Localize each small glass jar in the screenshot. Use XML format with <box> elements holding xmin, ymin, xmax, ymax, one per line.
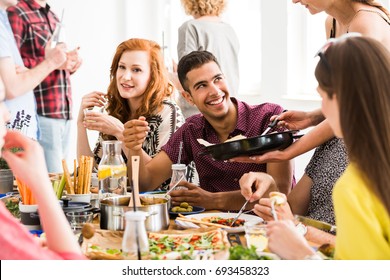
<box><xmin>98</xmin><ymin>140</ymin><xmax>127</xmax><ymax>198</ymax></box>
<box><xmin>169</xmin><ymin>164</ymin><xmax>187</xmax><ymax>190</ymax></box>
<box><xmin>122</xmin><ymin>211</ymin><xmax>149</xmax><ymax>258</ymax></box>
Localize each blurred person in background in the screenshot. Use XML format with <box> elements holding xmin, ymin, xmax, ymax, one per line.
<box><xmin>173</xmin><ymin>0</ymin><xmax>240</xmax><ymax>118</ymax></box>
<box><xmin>0</xmin><ymin>0</ymin><xmax>67</xmax><ymax>140</ymax></box>
<box><xmin>8</xmin><ymin>0</ymin><xmax>82</xmax><ymax>173</ymax></box>
<box><xmin>0</xmin><ymin>75</ymin><xmax>85</xmax><ymax>260</ymax></box>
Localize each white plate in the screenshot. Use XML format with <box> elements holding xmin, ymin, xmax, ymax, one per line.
<box><xmin>184</xmin><ymin>213</ymin><xmax>263</xmax><ymax>233</ymax></box>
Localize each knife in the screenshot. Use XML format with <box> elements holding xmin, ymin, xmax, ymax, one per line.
<box><xmin>230</xmin><ymin>199</ymin><xmax>250</xmax><ymax>227</ymax></box>
<box><xmin>295</xmin><ymin>215</ymin><xmax>337</xmax><ymax>233</ymax></box>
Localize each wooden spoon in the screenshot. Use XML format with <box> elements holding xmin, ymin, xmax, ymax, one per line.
<box><xmin>128</xmin><ymin>156</ymin><xmax>142</xmax><ymax>207</ymax></box>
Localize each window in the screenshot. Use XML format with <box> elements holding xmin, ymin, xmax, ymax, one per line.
<box><xmin>287</xmin><ymin>0</ymin><xmax>390</xmax><ymax>99</ymax></box>
<box><xmin>287</xmin><ymin>5</ymin><xmax>326</xmax><ymax>99</ymax></box>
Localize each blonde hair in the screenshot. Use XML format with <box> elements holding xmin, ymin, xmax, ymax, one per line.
<box><xmin>181</xmin><ymin>0</ymin><xmax>226</xmax><ymax>17</ymax></box>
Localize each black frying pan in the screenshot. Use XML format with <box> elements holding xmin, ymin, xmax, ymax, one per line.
<box><xmin>198</xmin><ymin>130</ymin><xmax>302</xmax><ymax>161</ymax></box>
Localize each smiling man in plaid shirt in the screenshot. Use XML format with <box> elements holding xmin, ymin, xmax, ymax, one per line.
<box><xmin>7</xmin><ymin>0</ymin><xmax>82</xmax><ymax>172</ymax></box>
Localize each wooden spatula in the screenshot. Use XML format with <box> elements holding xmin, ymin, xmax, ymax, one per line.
<box><xmin>128</xmin><ymin>156</ymin><xmax>142</xmax><ymax>207</ymax></box>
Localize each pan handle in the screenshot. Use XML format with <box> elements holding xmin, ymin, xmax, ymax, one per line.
<box><xmin>292</xmin><ymin>134</ymin><xmax>304</xmax><ymax>139</ymax></box>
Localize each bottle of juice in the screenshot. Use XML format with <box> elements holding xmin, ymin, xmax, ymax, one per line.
<box><xmin>98</xmin><ymin>141</ymin><xmax>127</xmax><ymax>198</ymax></box>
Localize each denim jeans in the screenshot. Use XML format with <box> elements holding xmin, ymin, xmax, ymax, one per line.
<box><xmin>37</xmin><ymin>116</ymin><xmax>71</xmax><ymax>173</ymax></box>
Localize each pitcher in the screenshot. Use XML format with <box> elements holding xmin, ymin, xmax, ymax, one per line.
<box><xmin>98</xmin><ymin>140</ymin><xmax>127</xmax><ymax>198</ymax></box>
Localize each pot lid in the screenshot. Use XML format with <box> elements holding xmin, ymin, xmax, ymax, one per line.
<box><xmin>60</xmin><ymin>198</ymin><xmax>92</xmax><ymax>212</ymax></box>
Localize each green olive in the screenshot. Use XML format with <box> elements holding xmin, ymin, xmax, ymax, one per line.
<box><xmin>180</xmin><ymin>202</ymin><xmax>189</xmax><ymax>208</ymax></box>
<box><xmin>171</xmin><ymin>206</ymin><xmax>180</xmax><ymax>212</ymax></box>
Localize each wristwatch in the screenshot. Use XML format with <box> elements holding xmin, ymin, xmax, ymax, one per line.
<box><xmin>295</xmin><ymin>222</ymin><xmax>308</xmax><ymax>236</ymax></box>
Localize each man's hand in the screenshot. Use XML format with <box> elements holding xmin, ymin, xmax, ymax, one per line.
<box><xmin>123</xmin><ymin>117</ymin><xmax>150</xmax><ymax>151</ymax></box>
<box><xmin>169</xmin><ymin>181</ymin><xmax>216</xmax><ymax>210</ymax></box>
<box><xmin>65</xmin><ymin>47</ymin><xmax>82</xmax><ymax>73</ymax></box>
<box><xmin>44</xmin><ymin>40</ymin><xmax>67</xmax><ymax>69</ymax></box>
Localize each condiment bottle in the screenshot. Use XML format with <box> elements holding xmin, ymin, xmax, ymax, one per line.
<box><xmin>98</xmin><ymin>140</ymin><xmax>127</xmax><ymax>198</ymax></box>
<box><xmin>122</xmin><ymin>211</ymin><xmax>149</xmax><ymax>257</ymax></box>
<box><xmin>169</xmin><ymin>164</ymin><xmax>187</xmax><ymax>190</ymax></box>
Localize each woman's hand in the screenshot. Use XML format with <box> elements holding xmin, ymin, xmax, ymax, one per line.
<box><xmin>78</xmin><ymin>91</ymin><xmax>107</xmax><ymax>123</ymax></box>
<box><xmin>239</xmin><ymin>172</ymin><xmax>275</xmax><ymax>201</ymax></box>
<box><xmin>266</xmin><ymin>220</ymin><xmax>315</xmax><ymax>259</ymax></box>
<box><xmin>83</xmin><ymin>112</ymin><xmax>124</xmax><ymax>139</ymax></box>
<box><xmin>271</xmin><ymin>110</ymin><xmax>324</xmax><ymax>130</ymax></box>
<box><xmin>254</xmin><ymin>193</ymin><xmax>294</xmax><ymax>222</ymax></box>
<box><xmin>123</xmin><ymin>117</ymin><xmax>150</xmax><ymax>152</ymax></box>
<box><xmin>229</xmin><ymin>149</ymin><xmax>291</xmax><ymax>164</ymax></box>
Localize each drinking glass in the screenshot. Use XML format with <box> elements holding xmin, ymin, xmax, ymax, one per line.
<box><xmin>245</xmin><ymin>223</ymin><xmax>268</xmax><ymax>251</ymax></box>
<box><xmin>66</xmin><ymin>211</ymin><xmax>93</xmax><ymax>234</ymax></box>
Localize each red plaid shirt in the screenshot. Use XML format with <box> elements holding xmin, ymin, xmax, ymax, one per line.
<box><xmin>7</xmin><ymin>0</ymin><xmax>72</xmax><ymax>119</ymax></box>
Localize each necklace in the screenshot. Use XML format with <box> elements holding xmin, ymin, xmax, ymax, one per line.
<box><xmin>347</xmin><ymin>9</ymin><xmax>390</xmax><ymax>32</ymax></box>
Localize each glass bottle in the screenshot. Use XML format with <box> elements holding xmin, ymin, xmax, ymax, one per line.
<box><xmin>122</xmin><ymin>211</ymin><xmax>149</xmax><ymax>258</ymax></box>
<box><xmin>169</xmin><ymin>164</ymin><xmax>187</xmax><ymax>190</ymax></box>
<box><xmin>51</xmin><ymin>23</ymin><xmax>66</xmax><ymax>48</ymax></box>
<box><xmin>98</xmin><ymin>140</ymin><xmax>127</xmax><ymax>198</ymax></box>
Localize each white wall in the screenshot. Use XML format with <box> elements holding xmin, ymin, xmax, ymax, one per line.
<box><xmin>49</xmin><ymin>0</ymin><xmax>320</xmax><ymax>179</ymax></box>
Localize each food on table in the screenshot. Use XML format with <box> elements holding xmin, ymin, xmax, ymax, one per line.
<box><xmin>197</xmin><ymin>134</ymin><xmax>246</xmax><ymax>147</ymax></box>
<box><xmin>140</xmin><ymin>196</ymin><xmax>167</xmax><ymax>206</ymax></box>
<box><xmin>85</xmin><ymin>244</ymin><xmax>125</xmax><ymax>260</ymax></box>
<box><xmin>97</xmin><ymin>165</ymin><xmax>127</xmax><ymax>180</ymax></box>
<box><xmin>201</xmin><ymin>216</ymin><xmax>245</xmax><ymax>227</ymax></box>
<box><xmin>229</xmin><ymin>245</ymin><xmax>274</xmax><ymax>260</ymax></box>
<box><xmin>171</xmin><ymin>202</ymin><xmax>193</xmax><ymax>212</ymax></box>
<box><xmin>82</xmin><ymin>223</ymin><xmax>96</xmax><ymax>239</ymax></box>
<box><xmin>269</xmin><ymin>192</ymin><xmax>286</xmax><ymax>205</ymax></box>
<box><xmin>82</xmin><ymin>228</ymin><xmax>229</xmax><ymax>260</ymax></box>
<box><xmin>224</xmin><ymin>134</ymin><xmax>246</xmax><ymax>142</ymax></box>
<box><xmin>51</xmin><ymin>174</ymin><xmax>66</xmax><ymax>199</ymax></box>
<box><xmin>5</xmin><ymin>196</ymin><xmax>20</xmax><ymax>218</ymax></box>
<box><xmin>148</xmin><ymin>228</ymin><xmax>228</xmax><ymax>257</ymax></box>
<box><xmin>16</xmin><ymin>178</ymin><xmax>37</xmax><ymax>205</ymax></box>
<box><xmin>90</xmin><ymin>186</ymin><xmax>99</xmax><ymax>194</ymax></box>
<box><xmin>318</xmin><ymin>243</ymin><xmax>335</xmax><ymax>259</ymax></box>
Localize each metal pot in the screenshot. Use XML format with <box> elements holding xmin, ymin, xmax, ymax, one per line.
<box><xmin>0</xmin><ymin>169</ymin><xmax>14</xmax><ymax>194</ymax></box>
<box><xmin>199</xmin><ymin>130</ymin><xmax>302</xmax><ymax>161</ymax></box>
<box><xmin>99</xmin><ymin>195</ymin><xmax>169</xmax><ymax>232</ymax></box>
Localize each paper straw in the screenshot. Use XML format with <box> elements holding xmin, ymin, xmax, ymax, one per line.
<box><xmin>177</xmin><ymin>141</ymin><xmax>183</xmax><ymax>164</ymax></box>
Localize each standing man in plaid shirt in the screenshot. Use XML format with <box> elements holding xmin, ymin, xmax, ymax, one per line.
<box><xmin>7</xmin><ymin>0</ymin><xmax>82</xmax><ymax>173</ymax></box>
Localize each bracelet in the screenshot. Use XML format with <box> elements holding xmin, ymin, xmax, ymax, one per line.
<box><xmin>295</xmin><ymin>222</ymin><xmax>308</xmax><ymax>236</ymax></box>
